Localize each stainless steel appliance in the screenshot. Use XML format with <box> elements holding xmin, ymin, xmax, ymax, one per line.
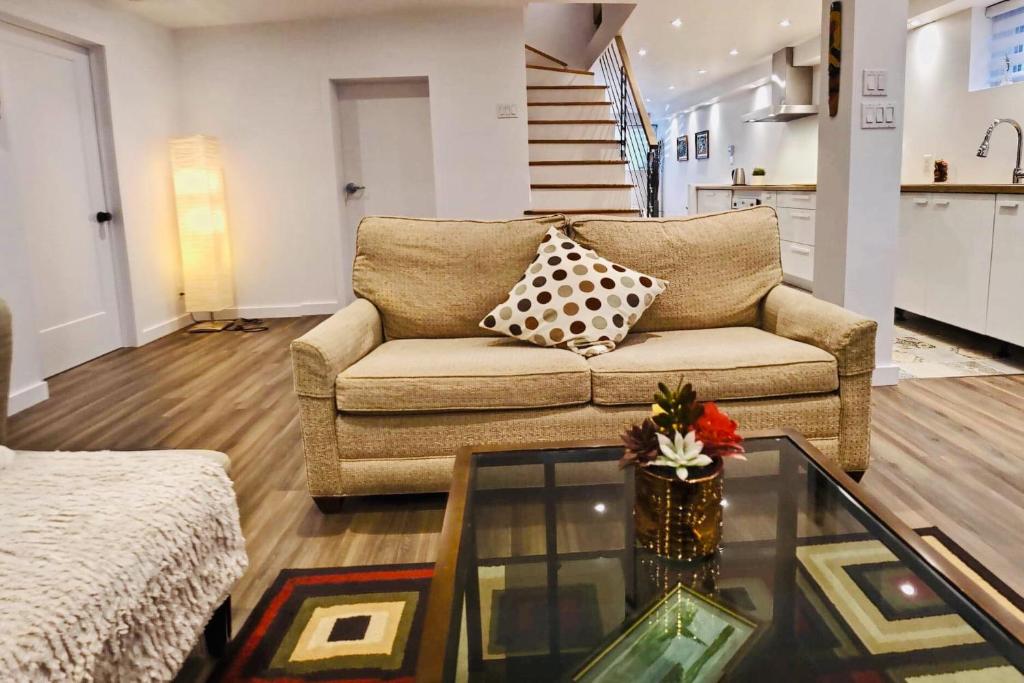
<box><xmin>731</xmin><ymin>168</ymin><xmax>747</xmax><ymax>185</ymax></box>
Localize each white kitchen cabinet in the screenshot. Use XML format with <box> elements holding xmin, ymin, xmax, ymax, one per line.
<box><xmin>777</xmin><ymin>191</ymin><xmax>817</xmax><ymax>210</ymax></box>
<box><xmin>928</xmin><ymin>194</ymin><xmax>995</xmax><ymax>334</ymax></box>
<box><xmin>897</xmin><ymin>193</ymin><xmax>995</xmax><ymax>334</ymax></box>
<box><xmin>986</xmin><ymin>195</ymin><xmax>1024</xmax><ymax>346</ymax></box>
<box><xmin>896</xmin><ymin>194</ymin><xmax>930</xmax><ymax>314</ymax></box>
<box><xmin>780</xmin><ymin>240</ymin><xmax>814</xmax><ymax>288</ymax></box>
<box><xmin>696</xmin><ymin>189</ymin><xmax>732</xmax><ymax>214</ymax></box>
<box><xmin>777</xmin><ymin>207</ymin><xmax>815</xmax><ymax>246</ymax></box>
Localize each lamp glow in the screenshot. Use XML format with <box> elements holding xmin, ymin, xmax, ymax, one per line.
<box><xmin>169</xmin><ymin>135</ymin><xmax>235</xmax><ymax>314</ymax></box>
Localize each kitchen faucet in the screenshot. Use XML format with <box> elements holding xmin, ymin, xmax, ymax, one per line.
<box><xmin>976</xmin><ymin>118</ymin><xmax>1024</xmax><ymax>184</ymax></box>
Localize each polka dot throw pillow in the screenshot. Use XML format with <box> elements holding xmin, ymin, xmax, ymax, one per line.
<box><xmin>480</xmin><ymin>227</ymin><xmax>667</xmax><ymax>356</ymax></box>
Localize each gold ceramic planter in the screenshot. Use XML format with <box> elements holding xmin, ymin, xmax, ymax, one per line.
<box><xmin>634</xmin><ymin>461</ymin><xmax>723</xmax><ymax>560</ymax></box>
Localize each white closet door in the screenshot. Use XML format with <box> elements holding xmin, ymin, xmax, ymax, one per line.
<box><xmin>0</xmin><ymin>23</ymin><xmax>123</xmax><ymax>377</ymax></box>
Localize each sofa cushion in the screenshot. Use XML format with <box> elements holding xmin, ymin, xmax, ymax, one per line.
<box><xmin>336</xmin><ymin>337</ymin><xmax>591</xmax><ymax>413</ymax></box>
<box><xmin>569</xmin><ymin>207</ymin><xmax>783</xmax><ymax>331</ymax></box>
<box><xmin>480</xmin><ymin>227</ymin><xmax>666</xmax><ymax>356</ymax></box>
<box><xmin>352</xmin><ymin>215</ymin><xmax>566</xmax><ymax>339</ymax></box>
<box><xmin>587</xmin><ymin>327</ymin><xmax>838</xmax><ymax>405</ymax></box>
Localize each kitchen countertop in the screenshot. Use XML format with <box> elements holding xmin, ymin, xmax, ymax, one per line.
<box><xmin>696</xmin><ymin>183</ymin><xmax>1024</xmax><ymax>194</ymax></box>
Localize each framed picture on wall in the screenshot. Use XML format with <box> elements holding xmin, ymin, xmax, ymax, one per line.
<box><xmin>676</xmin><ymin>135</ymin><xmax>689</xmax><ymax>161</ymax></box>
<box><xmin>695</xmin><ymin>130</ymin><xmax>710</xmax><ymax>160</ymax></box>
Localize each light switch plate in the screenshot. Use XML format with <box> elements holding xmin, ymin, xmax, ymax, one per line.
<box><xmin>496</xmin><ymin>103</ymin><xmax>518</xmax><ymax>119</ymax></box>
<box><xmin>863</xmin><ymin>69</ymin><xmax>888</xmax><ymax>96</ymax></box>
<box><xmin>861</xmin><ymin>101</ymin><xmax>898</xmax><ymax>129</ymax></box>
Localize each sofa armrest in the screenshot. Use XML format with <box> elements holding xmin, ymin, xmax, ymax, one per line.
<box><xmin>761</xmin><ymin>285</ymin><xmax>877</xmax><ymax>376</ymax></box>
<box><xmin>291</xmin><ymin>298</ymin><xmax>384</xmax><ymax>398</ymax></box>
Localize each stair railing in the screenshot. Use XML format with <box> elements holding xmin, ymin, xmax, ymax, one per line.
<box><xmin>595</xmin><ymin>36</ymin><xmax>662</xmax><ymax>217</ymax></box>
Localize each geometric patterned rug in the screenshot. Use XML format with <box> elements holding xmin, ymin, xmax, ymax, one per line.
<box><xmin>210</xmin><ymin>564</ymin><xmax>432</xmax><ymax>682</ymax></box>
<box><xmin>208</xmin><ymin>530</ymin><xmax>1024</xmax><ymax>682</ymax></box>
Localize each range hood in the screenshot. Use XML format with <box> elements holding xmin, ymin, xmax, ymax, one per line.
<box><xmin>743</xmin><ymin>47</ymin><xmax>818</xmax><ymax>123</ymax></box>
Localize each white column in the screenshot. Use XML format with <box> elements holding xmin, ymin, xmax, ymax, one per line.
<box><xmin>815</xmin><ymin>0</ymin><xmax>908</xmax><ymax>386</ymax></box>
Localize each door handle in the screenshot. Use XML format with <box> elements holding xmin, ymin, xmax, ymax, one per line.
<box><xmin>95</xmin><ymin>211</ymin><xmax>113</xmax><ymax>223</ymax></box>
<box><xmin>913</xmin><ymin>198</ymin><xmax>929</xmax><ymax>206</ymax></box>
<box><xmin>789</xmin><ymin>245</ymin><xmax>812</xmax><ymax>255</ymax></box>
<box><xmin>344</xmin><ymin>182</ymin><xmax>365</xmax><ymax>195</ymax></box>
<box><xmin>933</xmin><ymin>199</ymin><xmax>950</xmax><ymax>207</ymax></box>
<box><xmin>999</xmin><ymin>201</ymin><xmax>1020</xmax><ymax>209</ymax></box>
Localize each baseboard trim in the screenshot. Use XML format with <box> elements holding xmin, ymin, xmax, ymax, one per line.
<box><xmin>137</xmin><ymin>312</ymin><xmax>192</xmax><ymax>346</ymax></box>
<box><xmin>218</xmin><ymin>301</ymin><xmax>340</xmax><ymax>319</ymax></box>
<box><xmin>7</xmin><ymin>380</ymin><xmax>49</xmax><ymax>416</ymax></box>
<box><xmin>872</xmin><ymin>363</ymin><xmax>900</xmax><ymax>387</ymax></box>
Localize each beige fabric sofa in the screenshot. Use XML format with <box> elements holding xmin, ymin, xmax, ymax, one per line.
<box><xmin>291</xmin><ymin>208</ymin><xmax>876</xmax><ymax>509</ymax></box>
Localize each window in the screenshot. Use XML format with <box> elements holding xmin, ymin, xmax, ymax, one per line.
<box><xmin>987</xmin><ymin>4</ymin><xmax>1024</xmax><ymax>87</ymax></box>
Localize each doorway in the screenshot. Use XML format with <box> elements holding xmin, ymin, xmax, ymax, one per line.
<box><xmin>332</xmin><ymin>77</ymin><xmax>437</xmax><ymax>303</ymax></box>
<box><xmin>0</xmin><ymin>22</ymin><xmax>124</xmax><ymax>380</ymax></box>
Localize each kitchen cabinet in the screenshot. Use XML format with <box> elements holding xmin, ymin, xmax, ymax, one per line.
<box><xmin>695</xmin><ymin>189</ymin><xmax>733</xmax><ymax>214</ymax></box>
<box><xmin>777</xmin><ymin>191</ymin><xmax>817</xmax><ymax>210</ymax></box>
<box><xmin>777</xmin><ymin>207</ymin><xmax>815</xmax><ymax>246</ymax></box>
<box><xmin>897</xmin><ymin>193</ymin><xmax>995</xmax><ymax>334</ymax></box>
<box><xmin>986</xmin><ymin>195</ymin><xmax>1024</xmax><ymax>346</ymax></box>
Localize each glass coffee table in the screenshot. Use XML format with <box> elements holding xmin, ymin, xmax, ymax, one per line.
<box><xmin>415</xmin><ymin>430</ymin><xmax>1024</xmax><ymax>682</ymax></box>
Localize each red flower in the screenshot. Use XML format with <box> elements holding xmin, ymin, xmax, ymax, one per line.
<box><xmin>694</xmin><ymin>402</ymin><xmax>745</xmax><ymax>458</ymax></box>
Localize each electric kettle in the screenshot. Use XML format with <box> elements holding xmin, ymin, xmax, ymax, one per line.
<box><xmin>731</xmin><ymin>168</ymin><xmax>747</xmax><ymax>186</ymax></box>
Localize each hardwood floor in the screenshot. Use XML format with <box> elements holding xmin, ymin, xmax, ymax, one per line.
<box><xmin>7</xmin><ymin>317</ymin><xmax>1024</xmax><ymax>631</ymax></box>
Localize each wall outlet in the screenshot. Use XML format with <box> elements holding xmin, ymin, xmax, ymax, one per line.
<box><xmin>863</xmin><ymin>69</ymin><xmax>888</xmax><ymax>96</ymax></box>
<box><xmin>496</xmin><ymin>103</ymin><xmax>518</xmax><ymax>119</ymax></box>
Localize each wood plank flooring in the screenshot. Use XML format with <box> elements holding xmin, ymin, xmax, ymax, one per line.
<box><xmin>6</xmin><ymin>317</ymin><xmax>1024</xmax><ymax>631</ymax></box>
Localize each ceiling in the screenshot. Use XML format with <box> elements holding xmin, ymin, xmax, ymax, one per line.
<box><xmin>108</xmin><ymin>0</ymin><xmax>526</xmax><ymax>29</ymax></box>
<box><xmin>620</xmin><ymin>0</ymin><xmax>822</xmax><ymax>116</ymax></box>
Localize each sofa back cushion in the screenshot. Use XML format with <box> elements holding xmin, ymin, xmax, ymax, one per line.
<box><xmin>353</xmin><ymin>215</ymin><xmax>566</xmax><ymax>339</ymax></box>
<box><xmin>569</xmin><ymin>207</ymin><xmax>783</xmax><ymax>331</ymax></box>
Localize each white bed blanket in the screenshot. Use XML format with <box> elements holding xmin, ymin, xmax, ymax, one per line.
<box><xmin>0</xmin><ymin>448</ymin><xmax>248</xmax><ymax>681</ymax></box>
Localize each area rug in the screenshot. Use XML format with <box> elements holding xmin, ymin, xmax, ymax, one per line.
<box><xmin>894</xmin><ymin>315</ymin><xmax>1024</xmax><ymax>379</ymax></box>
<box><xmin>212</xmin><ymin>564</ymin><xmax>432</xmax><ymax>683</ymax></box>
<box><xmin>212</xmin><ymin>530</ymin><xmax>1024</xmax><ymax>682</ymax></box>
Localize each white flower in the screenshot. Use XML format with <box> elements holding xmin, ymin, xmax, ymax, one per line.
<box><xmin>655</xmin><ymin>430</ymin><xmax>712</xmax><ymax>480</ymax></box>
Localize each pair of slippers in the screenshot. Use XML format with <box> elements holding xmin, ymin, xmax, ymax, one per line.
<box><xmin>225</xmin><ymin>317</ymin><xmax>268</xmax><ymax>333</ymax></box>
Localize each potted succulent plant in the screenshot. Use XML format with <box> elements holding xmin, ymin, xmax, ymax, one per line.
<box><xmin>621</xmin><ymin>381</ymin><xmax>745</xmax><ymax>560</ymax></box>
<box><xmin>751</xmin><ymin>167</ymin><xmax>767</xmax><ymax>185</ymax></box>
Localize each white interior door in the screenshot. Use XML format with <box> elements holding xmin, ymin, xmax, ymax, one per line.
<box><xmin>0</xmin><ymin>23</ymin><xmax>122</xmax><ymax>377</ymax></box>
<box><xmin>334</xmin><ymin>78</ymin><xmax>437</xmax><ymax>300</ymax></box>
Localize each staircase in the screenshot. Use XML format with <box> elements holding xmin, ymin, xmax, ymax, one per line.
<box><xmin>524</xmin><ymin>42</ymin><xmax>660</xmax><ymax>217</ymax></box>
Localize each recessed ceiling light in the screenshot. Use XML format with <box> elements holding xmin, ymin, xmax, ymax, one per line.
<box><xmin>697</xmin><ymin>68</ymin><xmax>708</xmax><ymax>75</ymax></box>
<box><xmin>668</xmin><ymin>85</ymin><xmax>675</xmax><ymax>90</ymax></box>
<box><xmin>671</xmin><ymin>18</ymin><xmax>683</xmax><ymax>28</ymax></box>
<box><xmin>638</xmin><ymin>48</ymin><xmax>647</xmax><ymax>56</ymax></box>
<box><xmin>593</xmin><ymin>502</ymin><xmax>606</xmax><ymax>514</ymax></box>
<box><xmin>729</xmin><ymin>48</ymin><xmax>739</xmax><ymax>56</ymax></box>
<box><xmin>779</xmin><ymin>18</ymin><xmax>791</xmax><ymax>27</ymax></box>
<box><xmin>899</xmin><ymin>582</ymin><xmax>917</xmax><ymax>597</ymax></box>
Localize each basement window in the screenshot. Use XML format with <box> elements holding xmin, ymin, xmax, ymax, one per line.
<box><xmin>977</xmin><ymin>1</ymin><xmax>1024</xmax><ymax>89</ymax></box>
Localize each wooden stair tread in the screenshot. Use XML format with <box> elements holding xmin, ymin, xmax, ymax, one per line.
<box><xmin>525</xmin><ymin>209</ymin><xmax>641</xmax><ymax>215</ymax></box>
<box><xmin>531</xmin><ymin>183</ymin><xmax>633</xmax><ymax>189</ymax></box>
<box><xmin>527</xmin><ymin>101</ymin><xmax>613</xmax><ymax>106</ymax></box>
<box><xmin>526</xmin><ymin>64</ymin><xmax>594</xmax><ymax>75</ymax></box>
<box><xmin>529</xmin><ymin>139</ymin><xmax>620</xmax><ymax>144</ymax></box>
<box><xmin>529</xmin><ymin>160</ymin><xmax>627</xmax><ymax>165</ymax></box>
<box><xmin>528</xmin><ymin>119</ymin><xmax>618</xmax><ymax>124</ymax></box>
<box><xmin>527</xmin><ymin>85</ymin><xmax>607</xmax><ymax>90</ymax></box>
<box><xmin>525</xmin><ymin>44</ymin><xmax>568</xmax><ymax>67</ymax></box>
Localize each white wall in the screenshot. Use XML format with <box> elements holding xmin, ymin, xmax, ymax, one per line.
<box><xmin>176</xmin><ymin>8</ymin><xmax>532</xmax><ymax>313</ymax></box>
<box><xmin>0</xmin><ymin>0</ymin><xmax>184</xmax><ymax>413</ymax></box>
<box><xmin>903</xmin><ymin>9</ymin><xmax>1024</xmax><ymax>183</ymax></box>
<box><xmin>525</xmin><ymin>3</ymin><xmax>596</xmax><ymax>69</ymax></box>
<box><xmin>658</xmin><ymin>63</ymin><xmax>821</xmax><ymax>216</ymax></box>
